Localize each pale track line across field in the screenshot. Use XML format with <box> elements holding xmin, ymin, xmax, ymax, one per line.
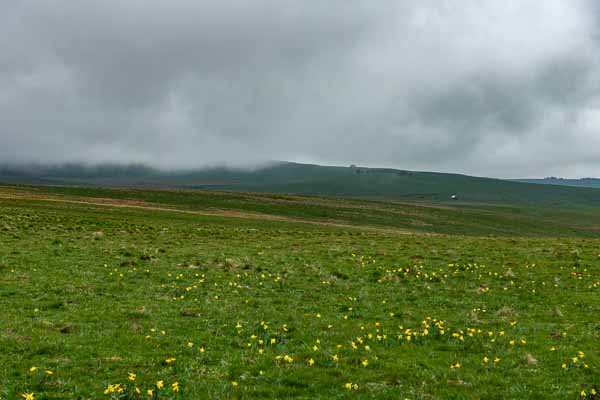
<box><xmin>0</xmin><ymin>190</ymin><xmax>417</xmax><ymax>235</ymax></box>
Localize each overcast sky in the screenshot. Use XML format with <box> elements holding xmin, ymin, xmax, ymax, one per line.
<box><xmin>2</xmin><ymin>1</ymin><xmax>600</xmax><ymax>178</ymax></box>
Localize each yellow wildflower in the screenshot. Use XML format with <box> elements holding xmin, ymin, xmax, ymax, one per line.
<box><xmin>283</xmin><ymin>354</ymin><xmax>294</xmax><ymax>363</ymax></box>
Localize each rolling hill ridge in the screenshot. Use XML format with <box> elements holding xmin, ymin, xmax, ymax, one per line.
<box><xmin>2</xmin><ymin>161</ymin><xmax>600</xmax><ymax>206</ymax></box>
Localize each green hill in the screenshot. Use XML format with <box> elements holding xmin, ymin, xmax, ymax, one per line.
<box><xmin>516</xmin><ymin>177</ymin><xmax>600</xmax><ymax>189</ymax></box>
<box><xmin>3</xmin><ymin>184</ymin><xmax>600</xmax><ymax>238</ymax></box>
<box><xmin>3</xmin><ymin>161</ymin><xmax>600</xmax><ymax>206</ymax></box>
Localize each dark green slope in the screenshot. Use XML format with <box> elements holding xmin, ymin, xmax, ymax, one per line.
<box><xmin>229</xmin><ymin>169</ymin><xmax>600</xmax><ymax>205</ymax></box>
<box><xmin>2</xmin><ymin>161</ymin><xmax>600</xmax><ymax>206</ymax></box>
<box><xmin>516</xmin><ymin>178</ymin><xmax>600</xmax><ymax>189</ymax></box>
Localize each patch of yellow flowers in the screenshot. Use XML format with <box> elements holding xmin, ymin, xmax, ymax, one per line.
<box><xmin>103</xmin><ymin>373</ymin><xmax>181</xmax><ymax>398</ymax></box>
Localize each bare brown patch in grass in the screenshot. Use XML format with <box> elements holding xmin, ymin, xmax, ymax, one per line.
<box><xmin>526</xmin><ymin>354</ymin><xmax>538</xmax><ymax>365</ymax></box>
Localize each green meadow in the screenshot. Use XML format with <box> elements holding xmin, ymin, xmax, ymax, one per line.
<box><xmin>0</xmin><ymin>185</ymin><xmax>598</xmax><ymax>399</ymax></box>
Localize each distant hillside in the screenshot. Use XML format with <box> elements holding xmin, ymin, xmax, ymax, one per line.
<box><xmin>3</xmin><ymin>161</ymin><xmax>600</xmax><ymax>206</ymax></box>
<box><xmin>516</xmin><ymin>177</ymin><xmax>600</xmax><ymax>189</ymax></box>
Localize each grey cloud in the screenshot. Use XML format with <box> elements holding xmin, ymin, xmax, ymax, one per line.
<box><xmin>1</xmin><ymin>0</ymin><xmax>600</xmax><ymax>177</ymax></box>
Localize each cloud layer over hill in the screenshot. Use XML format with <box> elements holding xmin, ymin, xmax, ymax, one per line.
<box><xmin>2</xmin><ymin>1</ymin><xmax>600</xmax><ymax>177</ymax></box>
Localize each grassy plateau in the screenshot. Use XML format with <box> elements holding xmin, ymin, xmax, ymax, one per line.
<box><xmin>0</xmin><ymin>184</ymin><xmax>599</xmax><ymax>399</ymax></box>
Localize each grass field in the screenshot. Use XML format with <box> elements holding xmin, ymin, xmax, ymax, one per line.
<box><xmin>0</xmin><ymin>185</ymin><xmax>599</xmax><ymax>399</ymax></box>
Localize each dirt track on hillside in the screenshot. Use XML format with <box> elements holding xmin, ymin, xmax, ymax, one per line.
<box><xmin>0</xmin><ymin>188</ymin><xmax>416</xmax><ymax>235</ymax></box>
